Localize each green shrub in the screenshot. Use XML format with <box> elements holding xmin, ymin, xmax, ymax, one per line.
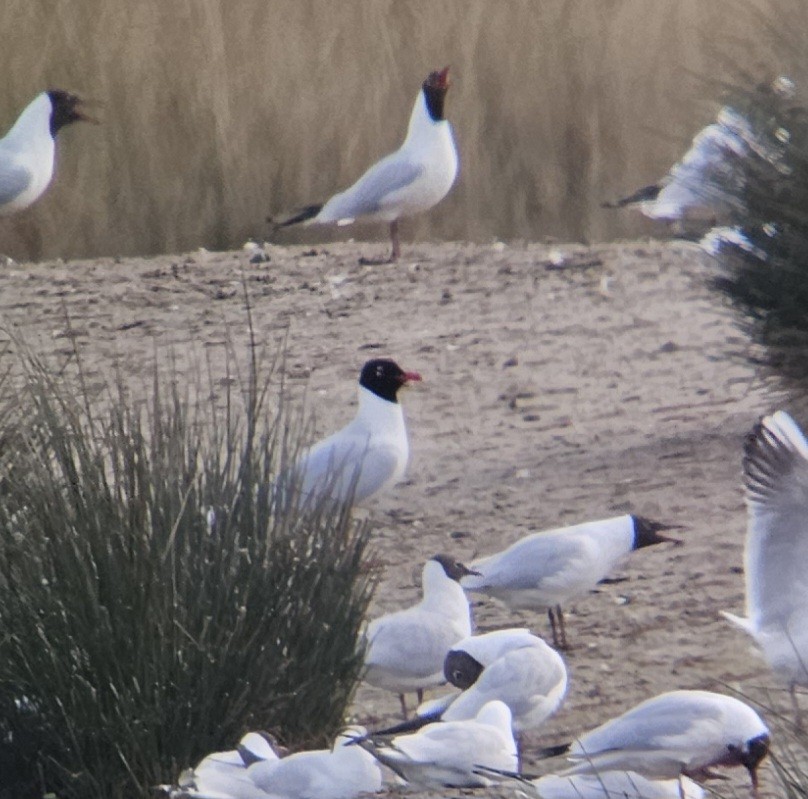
<box><xmin>0</xmin><ymin>338</ymin><xmax>375</xmax><ymax>798</ymax></box>
<box><xmin>705</xmin><ymin>76</ymin><xmax>808</xmax><ymax>388</ymax></box>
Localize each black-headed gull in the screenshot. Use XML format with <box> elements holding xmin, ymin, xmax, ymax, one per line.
<box><xmin>538</xmin><ymin>690</ymin><xmax>769</xmax><ymax>795</ymax></box>
<box><xmin>722</xmin><ymin>410</ymin><xmax>808</xmax><ymax>726</ymax></box>
<box><xmin>363</xmin><ymin>554</ymin><xmax>477</xmax><ymax>718</ymax></box>
<box><xmin>372</xmin><ymin>628</ymin><xmax>566</xmax><ymax>737</ymax></box>
<box><xmin>246</xmin><ymin>727</ymin><xmax>382</xmax><ymax>799</ymax></box>
<box><xmin>0</xmin><ymin>90</ymin><xmax>95</xmax><ymax>217</ymax></box>
<box><xmin>355</xmin><ymin>700</ymin><xmax>517</xmax><ymax>788</ymax></box>
<box><xmin>294</xmin><ymin>358</ymin><xmax>421</xmax><ymax>507</ymax></box>
<box><xmin>460</xmin><ymin>514</ymin><xmax>679</xmax><ymax>649</ymax></box>
<box><xmin>603</xmin><ymin>107</ymin><xmax>753</xmax><ymax>226</ymax></box>
<box><xmin>277</xmin><ymin>68</ymin><xmax>458</xmax><ymax>262</ymax></box>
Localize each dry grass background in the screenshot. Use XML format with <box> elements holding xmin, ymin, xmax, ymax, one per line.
<box><xmin>0</xmin><ymin>0</ymin><xmax>803</xmax><ymax>261</ymax></box>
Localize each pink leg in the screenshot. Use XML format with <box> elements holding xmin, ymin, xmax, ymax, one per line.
<box><xmin>390</xmin><ymin>219</ymin><xmax>400</xmax><ymax>262</ymax></box>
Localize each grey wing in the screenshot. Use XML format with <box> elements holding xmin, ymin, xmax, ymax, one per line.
<box><xmin>464</xmin><ymin>535</ymin><xmax>586</xmax><ymax>591</ymax></box>
<box><xmin>320</xmin><ymin>154</ymin><xmax>424</xmax><ymax>222</ymax></box>
<box><xmin>743</xmin><ymin>411</ymin><xmax>808</xmax><ymax>630</ymax></box>
<box><xmin>574</xmin><ymin>693</ymin><xmax>717</xmax><ymax>757</ymax></box>
<box><xmin>0</xmin><ymin>155</ymin><xmax>32</xmax><ymax>206</ymax></box>
<box><xmin>366</xmin><ymin>612</ymin><xmax>454</xmax><ymax>680</ymax></box>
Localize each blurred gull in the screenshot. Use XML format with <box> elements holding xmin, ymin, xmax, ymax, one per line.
<box><xmin>246</xmin><ymin>727</ymin><xmax>382</xmax><ymax>799</ymax></box>
<box><xmin>530</xmin><ymin>770</ymin><xmax>705</xmax><ymax>799</ymax></box>
<box><xmin>603</xmin><ymin>107</ymin><xmax>754</xmax><ymax>226</ymax></box>
<box><xmin>460</xmin><ymin>514</ymin><xmax>679</xmax><ymax>649</ymax></box>
<box><xmin>363</xmin><ymin>554</ymin><xmax>477</xmax><ymax>718</ymax></box>
<box><xmin>354</xmin><ymin>700</ymin><xmax>517</xmax><ymax>789</ymax></box>
<box><xmin>276</xmin><ymin>67</ymin><xmax>458</xmax><ymax>262</ymax></box>
<box><xmin>162</xmin><ymin>731</ymin><xmax>282</xmax><ymax>798</ymax></box>
<box><xmin>293</xmin><ymin>358</ymin><xmax>421</xmax><ymax>507</ymax></box>
<box><xmin>722</xmin><ymin>410</ymin><xmax>808</xmax><ymax>726</ymax></box>
<box><xmin>0</xmin><ymin>90</ymin><xmax>96</xmax><ymax>217</ymax></box>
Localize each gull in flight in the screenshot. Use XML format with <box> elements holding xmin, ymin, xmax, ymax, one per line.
<box><xmin>723</xmin><ymin>409</ymin><xmax>808</xmax><ymax>727</ymax></box>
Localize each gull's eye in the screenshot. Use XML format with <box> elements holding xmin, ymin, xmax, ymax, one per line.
<box><xmin>452</xmin><ymin>669</ymin><xmax>464</xmax><ymax>682</ymax></box>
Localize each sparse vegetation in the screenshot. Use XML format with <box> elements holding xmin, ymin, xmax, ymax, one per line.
<box><xmin>0</xmin><ymin>331</ymin><xmax>375</xmax><ymax>799</ymax></box>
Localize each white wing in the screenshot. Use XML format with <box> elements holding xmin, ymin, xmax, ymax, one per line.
<box><xmin>742</xmin><ymin>411</ymin><xmax>808</xmax><ymax>632</ymax></box>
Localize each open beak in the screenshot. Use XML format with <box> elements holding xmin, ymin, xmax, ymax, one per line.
<box><xmin>76</xmin><ymin>98</ymin><xmax>103</xmax><ymax>125</ymax></box>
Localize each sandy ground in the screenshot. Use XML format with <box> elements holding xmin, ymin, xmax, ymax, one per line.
<box><xmin>0</xmin><ymin>238</ymin><xmax>793</xmax><ymax>797</ymax></box>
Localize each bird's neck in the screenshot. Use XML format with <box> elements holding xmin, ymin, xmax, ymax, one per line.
<box><xmin>421</xmin><ymin>561</ymin><xmax>471</xmax><ymax>618</ymax></box>
<box><xmin>355</xmin><ymin>385</ymin><xmax>405</xmax><ymax>433</ymax></box>
<box><xmin>3</xmin><ymin>93</ymin><xmax>53</xmax><ymax>150</ymax></box>
<box><xmin>403</xmin><ymin>90</ymin><xmax>450</xmax><ymax>150</ymax></box>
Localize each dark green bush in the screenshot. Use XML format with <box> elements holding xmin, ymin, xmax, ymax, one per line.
<box><xmin>0</xmin><ymin>339</ymin><xmax>375</xmax><ymax>798</ymax></box>
<box><xmin>705</xmin><ymin>76</ymin><xmax>808</xmax><ymax>387</ymax></box>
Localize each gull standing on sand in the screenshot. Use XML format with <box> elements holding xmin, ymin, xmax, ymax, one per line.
<box><xmin>722</xmin><ymin>410</ymin><xmax>808</xmax><ymax>726</ymax></box>
<box><xmin>0</xmin><ymin>90</ymin><xmax>95</xmax><ymax>217</ymax></box>
<box><xmin>527</xmin><ymin>690</ymin><xmax>769</xmax><ymax>796</ymax></box>
<box><xmin>363</xmin><ymin>554</ymin><xmax>477</xmax><ymax>718</ymax></box>
<box><xmin>373</xmin><ymin>628</ymin><xmax>567</xmax><ymax>737</ymax></box>
<box><xmin>293</xmin><ymin>359</ymin><xmax>421</xmax><ymax>507</ymax></box>
<box><xmin>460</xmin><ymin>515</ymin><xmax>679</xmax><ymax>649</ymax></box>
<box><xmin>355</xmin><ymin>700</ymin><xmax>517</xmax><ymax>789</ymax></box>
<box><xmin>277</xmin><ymin>67</ymin><xmax>458</xmax><ymax>262</ymax></box>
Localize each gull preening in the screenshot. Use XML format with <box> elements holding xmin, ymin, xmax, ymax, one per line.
<box><xmin>277</xmin><ymin>67</ymin><xmax>458</xmax><ymax>262</ymax></box>
<box><xmin>293</xmin><ymin>358</ymin><xmax>421</xmax><ymax>507</ymax></box>
<box><xmin>354</xmin><ymin>700</ymin><xmax>517</xmax><ymax>789</ymax></box>
<box><xmin>0</xmin><ymin>90</ymin><xmax>95</xmax><ymax>217</ymax></box>
<box><xmin>537</xmin><ymin>690</ymin><xmax>770</xmax><ymax>795</ymax></box>
<box><xmin>363</xmin><ymin>554</ymin><xmax>477</xmax><ymax>718</ymax></box>
<box><xmin>722</xmin><ymin>410</ymin><xmax>808</xmax><ymax>725</ymax></box>
<box><xmin>460</xmin><ymin>514</ymin><xmax>679</xmax><ymax>649</ymax></box>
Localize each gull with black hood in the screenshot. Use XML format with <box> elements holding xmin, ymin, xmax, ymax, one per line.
<box><xmin>277</xmin><ymin>67</ymin><xmax>458</xmax><ymax>261</ymax></box>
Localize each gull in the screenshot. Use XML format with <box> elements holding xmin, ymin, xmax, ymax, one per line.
<box><xmin>160</xmin><ymin>731</ymin><xmax>282</xmax><ymax>798</ymax></box>
<box><xmin>460</xmin><ymin>514</ymin><xmax>680</xmax><ymax>649</ymax></box>
<box><xmin>603</xmin><ymin>107</ymin><xmax>754</xmax><ymax>227</ymax></box>
<box><xmin>363</xmin><ymin>554</ymin><xmax>477</xmax><ymax>718</ymax></box>
<box><xmin>530</xmin><ymin>770</ymin><xmax>705</xmax><ymax>799</ymax></box>
<box><xmin>246</xmin><ymin>727</ymin><xmax>382</xmax><ymax>799</ymax></box>
<box><xmin>370</xmin><ymin>628</ymin><xmax>567</xmax><ymax>738</ymax></box>
<box><xmin>0</xmin><ymin>90</ymin><xmax>96</xmax><ymax>217</ymax></box>
<box><xmin>276</xmin><ymin>67</ymin><xmax>458</xmax><ymax>262</ymax></box>
<box><xmin>532</xmin><ymin>690</ymin><xmax>769</xmax><ymax>796</ymax></box>
<box><xmin>293</xmin><ymin>358</ymin><xmax>421</xmax><ymax>507</ymax></box>
<box><xmin>354</xmin><ymin>700</ymin><xmax>517</xmax><ymax>789</ymax></box>
<box><xmin>722</xmin><ymin>410</ymin><xmax>808</xmax><ymax>726</ymax></box>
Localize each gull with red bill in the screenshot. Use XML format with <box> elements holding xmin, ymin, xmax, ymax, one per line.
<box><xmin>276</xmin><ymin>67</ymin><xmax>458</xmax><ymax>262</ymax></box>
<box><xmin>293</xmin><ymin>358</ymin><xmax>421</xmax><ymax>507</ymax></box>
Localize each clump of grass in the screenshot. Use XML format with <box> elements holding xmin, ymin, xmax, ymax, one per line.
<box><xmin>0</xmin><ymin>333</ymin><xmax>375</xmax><ymax>798</ymax></box>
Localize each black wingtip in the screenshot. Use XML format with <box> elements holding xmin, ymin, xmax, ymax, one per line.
<box><xmin>276</xmin><ymin>204</ymin><xmax>323</xmax><ymax>228</ymax></box>
<box><xmin>602</xmin><ymin>183</ymin><xmax>662</xmax><ymax>209</ymax></box>
<box><xmin>536</xmin><ymin>741</ymin><xmax>571</xmax><ymax>758</ymax></box>
<box><xmin>366</xmin><ymin>713</ymin><xmax>437</xmax><ymax>738</ymax></box>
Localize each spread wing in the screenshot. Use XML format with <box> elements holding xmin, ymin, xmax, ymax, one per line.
<box><xmin>742</xmin><ymin>411</ymin><xmax>808</xmax><ymax>632</ymax></box>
